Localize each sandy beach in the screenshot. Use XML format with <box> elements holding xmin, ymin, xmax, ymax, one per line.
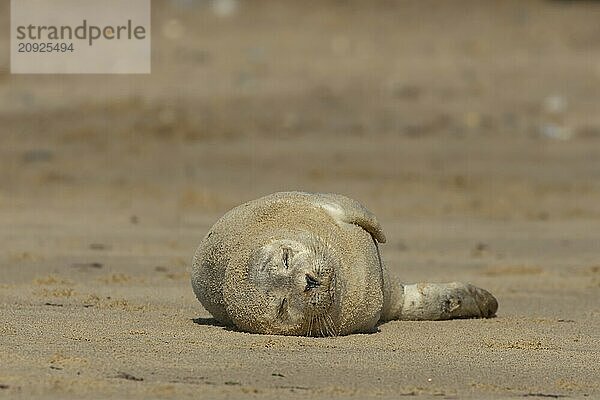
<box><xmin>1</xmin><ymin>1</ymin><xmax>600</xmax><ymax>398</ymax></box>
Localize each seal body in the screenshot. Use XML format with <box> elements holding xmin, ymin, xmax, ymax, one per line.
<box><xmin>192</xmin><ymin>192</ymin><xmax>498</xmax><ymax>336</ymax></box>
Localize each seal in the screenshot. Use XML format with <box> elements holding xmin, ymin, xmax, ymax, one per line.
<box><xmin>191</xmin><ymin>192</ymin><xmax>498</xmax><ymax>336</ymax></box>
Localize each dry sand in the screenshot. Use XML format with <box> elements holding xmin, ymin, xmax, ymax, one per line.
<box><xmin>1</xmin><ymin>1</ymin><xmax>600</xmax><ymax>398</ymax></box>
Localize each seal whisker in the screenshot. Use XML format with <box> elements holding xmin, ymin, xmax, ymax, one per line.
<box><xmin>329</xmin><ymin>274</ymin><xmax>336</xmax><ymax>302</ymax></box>
<box><xmin>306</xmin><ymin>312</ymin><xmax>314</xmax><ymax>337</ymax></box>
<box><xmin>321</xmin><ymin>313</ymin><xmax>332</xmax><ymax>337</ymax></box>
<box><xmin>325</xmin><ymin>312</ymin><xmax>338</xmax><ymax>337</ymax></box>
<box><xmin>317</xmin><ymin>315</ymin><xmax>325</xmax><ymax>337</ymax></box>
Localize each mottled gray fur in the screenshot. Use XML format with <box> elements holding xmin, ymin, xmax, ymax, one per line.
<box><xmin>191</xmin><ymin>192</ymin><xmax>498</xmax><ymax>336</ymax></box>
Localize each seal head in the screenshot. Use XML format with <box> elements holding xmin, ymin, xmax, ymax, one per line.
<box><xmin>224</xmin><ymin>231</ymin><xmax>340</xmax><ymax>336</ymax></box>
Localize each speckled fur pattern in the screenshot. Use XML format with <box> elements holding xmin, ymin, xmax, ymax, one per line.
<box><xmin>191</xmin><ymin>192</ymin><xmax>498</xmax><ymax>336</ymax></box>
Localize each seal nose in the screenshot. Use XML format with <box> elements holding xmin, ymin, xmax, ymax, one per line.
<box><xmin>304</xmin><ymin>274</ymin><xmax>320</xmax><ymax>291</ymax></box>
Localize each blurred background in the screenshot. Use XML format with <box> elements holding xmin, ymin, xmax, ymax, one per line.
<box><xmin>1</xmin><ymin>0</ymin><xmax>600</xmax><ymax>281</ymax></box>
<box><xmin>2</xmin><ymin>0</ymin><xmax>600</xmax><ymax>222</ymax></box>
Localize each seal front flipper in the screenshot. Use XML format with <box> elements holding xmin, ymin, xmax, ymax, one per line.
<box><xmin>313</xmin><ymin>193</ymin><xmax>386</xmax><ymax>243</ymax></box>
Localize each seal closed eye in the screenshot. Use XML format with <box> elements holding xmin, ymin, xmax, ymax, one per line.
<box><xmin>277</xmin><ymin>298</ymin><xmax>288</xmax><ymax>318</ymax></box>
<box><xmin>191</xmin><ymin>191</ymin><xmax>498</xmax><ymax>336</ymax></box>
<box><xmin>282</xmin><ymin>247</ymin><xmax>291</xmax><ymax>269</ymax></box>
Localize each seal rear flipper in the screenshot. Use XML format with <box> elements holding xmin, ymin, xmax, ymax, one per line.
<box><xmin>384</xmin><ymin>281</ymin><xmax>498</xmax><ymax>321</ymax></box>
<box><xmin>313</xmin><ymin>193</ymin><xmax>386</xmax><ymax>243</ymax></box>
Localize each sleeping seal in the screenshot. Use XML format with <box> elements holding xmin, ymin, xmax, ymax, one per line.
<box><xmin>191</xmin><ymin>192</ymin><xmax>498</xmax><ymax>336</ymax></box>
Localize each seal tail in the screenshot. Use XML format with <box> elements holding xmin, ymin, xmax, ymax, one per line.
<box><xmin>381</xmin><ymin>278</ymin><xmax>498</xmax><ymax>321</ymax></box>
